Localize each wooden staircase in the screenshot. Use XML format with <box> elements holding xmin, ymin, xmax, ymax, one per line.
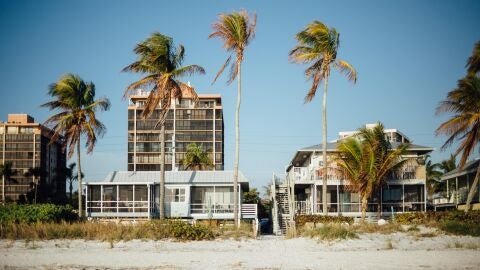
<box><xmin>276</xmin><ymin>187</ymin><xmax>291</xmax><ymax>235</ymax></box>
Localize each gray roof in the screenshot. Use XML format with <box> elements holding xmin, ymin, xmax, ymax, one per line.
<box><xmin>440</xmin><ymin>158</ymin><xmax>480</xmax><ymax>181</ymax></box>
<box><xmin>300</xmin><ymin>141</ymin><xmax>433</xmax><ymax>152</ymax></box>
<box><xmin>86</xmin><ymin>170</ymin><xmax>249</xmax><ymax>185</ymax></box>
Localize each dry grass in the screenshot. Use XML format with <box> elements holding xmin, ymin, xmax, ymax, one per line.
<box><xmin>215</xmin><ymin>221</ymin><xmax>255</xmax><ymax>240</ymax></box>
<box><xmin>301</xmin><ymin>223</ymin><xmax>358</xmax><ymax>241</ymax></box>
<box><xmin>0</xmin><ymin>220</ymin><xmax>216</xmax><ymax>242</ymax></box>
<box><xmin>352</xmin><ymin>223</ymin><xmax>404</xmax><ymax>234</ymax></box>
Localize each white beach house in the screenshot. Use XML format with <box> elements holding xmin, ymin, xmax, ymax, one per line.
<box><xmin>84</xmin><ymin>170</ymin><xmax>256</xmax><ymax>220</ymax></box>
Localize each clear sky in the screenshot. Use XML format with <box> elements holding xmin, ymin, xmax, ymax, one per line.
<box><xmin>1</xmin><ymin>0</ymin><xmax>479</xmax><ymax>192</ymax></box>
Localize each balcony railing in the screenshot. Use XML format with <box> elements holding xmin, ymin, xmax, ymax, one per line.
<box><xmin>289</xmin><ymin>165</ymin><xmax>423</xmax><ymax>183</ymax></box>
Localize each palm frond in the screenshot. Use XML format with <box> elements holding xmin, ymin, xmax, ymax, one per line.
<box><xmin>335</xmin><ymin>60</ymin><xmax>357</xmax><ymax>83</ymax></box>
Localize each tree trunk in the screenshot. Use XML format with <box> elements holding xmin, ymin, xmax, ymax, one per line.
<box><xmin>2</xmin><ymin>175</ymin><xmax>4</xmax><ymax>205</ymax></box>
<box><xmin>361</xmin><ymin>195</ymin><xmax>368</xmax><ymax>223</ymax></box>
<box><xmin>464</xmin><ymin>164</ymin><xmax>480</xmax><ymax>212</ymax></box>
<box><xmin>159</xmin><ymin>124</ymin><xmax>166</xmax><ymax>220</ymax></box>
<box><xmin>34</xmin><ymin>178</ymin><xmax>37</xmax><ymax>204</ymax></box>
<box><xmin>322</xmin><ymin>76</ymin><xmax>329</xmax><ymax>215</ymax></box>
<box><xmin>233</xmin><ymin>61</ymin><xmax>242</xmax><ymax>228</ymax></box>
<box><xmin>69</xmin><ymin>181</ymin><xmax>73</xmax><ymax>205</ymax></box>
<box><xmin>77</xmin><ymin>139</ymin><xmax>82</xmax><ymax>218</ymax></box>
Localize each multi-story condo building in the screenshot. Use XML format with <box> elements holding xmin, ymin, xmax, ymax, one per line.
<box><xmin>127</xmin><ymin>90</ymin><xmax>224</xmax><ymax>172</ymax></box>
<box><xmin>0</xmin><ymin>114</ymin><xmax>66</xmax><ymax>203</ymax></box>
<box><xmin>271</xmin><ymin>124</ymin><xmax>432</xmax><ymax>234</ymax></box>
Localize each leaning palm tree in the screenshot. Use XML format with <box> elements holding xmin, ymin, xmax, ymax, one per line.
<box><xmin>183</xmin><ymin>143</ymin><xmax>213</xmax><ymax>170</ymax></box>
<box><xmin>209</xmin><ymin>10</ymin><xmax>256</xmax><ymax>226</ymax></box>
<box><xmin>336</xmin><ymin>123</ymin><xmax>407</xmax><ymax>223</ymax></box>
<box><xmin>290</xmin><ymin>21</ymin><xmax>357</xmax><ymax>215</ymax></box>
<box><xmin>123</xmin><ymin>32</ymin><xmax>205</xmax><ymax>219</ymax></box>
<box><xmin>0</xmin><ymin>162</ymin><xmax>16</xmax><ymax>204</ymax></box>
<box><xmin>42</xmin><ymin>74</ymin><xmax>110</xmax><ymax>217</ymax></box>
<box><xmin>436</xmin><ymin>74</ymin><xmax>480</xmax><ymax>212</ymax></box>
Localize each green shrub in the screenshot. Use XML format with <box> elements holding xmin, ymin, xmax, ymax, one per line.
<box><xmin>439</xmin><ymin>220</ymin><xmax>480</xmax><ymax>237</ymax></box>
<box><xmin>0</xmin><ymin>204</ymin><xmax>77</xmax><ymax>225</ymax></box>
<box><xmin>295</xmin><ymin>215</ymin><xmax>353</xmax><ymax>228</ymax></box>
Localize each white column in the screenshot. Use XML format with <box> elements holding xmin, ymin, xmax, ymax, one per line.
<box><xmin>238</xmin><ymin>183</ymin><xmax>241</xmax><ymax>225</ymax></box>
<box><xmin>172</xmin><ymin>98</ymin><xmax>176</xmax><ymax>170</ymax></box>
<box><xmin>116</xmin><ymin>185</ymin><xmax>119</xmax><ymax>214</ymax></box>
<box><xmin>336</xmin><ymin>184</ymin><xmax>339</xmax><ymax>215</ymax></box>
<box><xmin>424</xmin><ymin>183</ymin><xmax>427</xmax><ymax>211</ymax></box>
<box><xmin>100</xmin><ymin>185</ymin><xmax>104</xmax><ymax>213</ymax></box>
<box><xmin>455</xmin><ymin>177</ymin><xmax>458</xmax><ymax>204</ymax></box>
<box><xmin>133</xmin><ymin>185</ymin><xmax>136</xmax><ymax>214</ymax></box>
<box><xmin>85</xmin><ymin>185</ymin><xmax>88</xmax><ymax>216</ymax></box>
<box><xmin>147</xmin><ymin>184</ymin><xmax>151</xmax><ymax>219</ymax></box>
<box><xmin>402</xmin><ymin>184</ymin><xmax>405</xmax><ymax>213</ymax></box>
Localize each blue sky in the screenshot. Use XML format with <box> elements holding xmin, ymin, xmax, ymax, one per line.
<box><xmin>1</xmin><ymin>0</ymin><xmax>479</xmax><ymax>191</ymax></box>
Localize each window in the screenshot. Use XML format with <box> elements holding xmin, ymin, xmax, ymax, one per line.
<box><xmin>166</xmin><ymin>187</ymin><xmax>185</xmax><ymax>202</ymax></box>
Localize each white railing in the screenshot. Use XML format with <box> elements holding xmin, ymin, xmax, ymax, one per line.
<box><xmin>241</xmin><ymin>204</ymin><xmax>258</xmax><ymax>219</ymax></box>
<box><xmin>190</xmin><ymin>203</ymin><xmax>234</xmax><ymax>214</ymax></box>
<box><xmin>295</xmin><ymin>201</ymin><xmax>311</xmax><ymax>214</ymax></box>
<box><xmin>87</xmin><ymin>200</ymin><xmax>150</xmax><ymax>214</ymax></box>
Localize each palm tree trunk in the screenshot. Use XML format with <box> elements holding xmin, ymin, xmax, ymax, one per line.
<box><xmin>464</xmin><ymin>164</ymin><xmax>480</xmax><ymax>212</ymax></box>
<box><xmin>159</xmin><ymin>124</ymin><xmax>166</xmax><ymax>220</ymax></box>
<box><xmin>361</xmin><ymin>195</ymin><xmax>368</xmax><ymax>223</ymax></box>
<box><xmin>34</xmin><ymin>178</ymin><xmax>37</xmax><ymax>204</ymax></box>
<box><xmin>69</xmin><ymin>181</ymin><xmax>73</xmax><ymax>205</ymax></box>
<box><xmin>77</xmin><ymin>139</ymin><xmax>83</xmax><ymax>218</ymax></box>
<box><xmin>233</xmin><ymin>61</ymin><xmax>242</xmax><ymax>228</ymax></box>
<box><xmin>322</xmin><ymin>76</ymin><xmax>329</xmax><ymax>215</ymax></box>
<box><xmin>2</xmin><ymin>175</ymin><xmax>4</xmax><ymax>205</ymax></box>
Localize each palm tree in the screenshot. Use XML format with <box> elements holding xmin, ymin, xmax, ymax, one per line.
<box><xmin>42</xmin><ymin>74</ymin><xmax>110</xmax><ymax>217</ymax></box>
<box><xmin>123</xmin><ymin>32</ymin><xmax>205</xmax><ymax>219</ymax></box>
<box><xmin>0</xmin><ymin>162</ymin><xmax>16</xmax><ymax>204</ymax></box>
<box><xmin>336</xmin><ymin>123</ymin><xmax>407</xmax><ymax>222</ymax></box>
<box><xmin>425</xmin><ymin>155</ymin><xmax>443</xmax><ymax>197</ymax></box>
<box><xmin>65</xmin><ymin>163</ymin><xmax>84</xmax><ymax>204</ymax></box>
<box><xmin>183</xmin><ymin>143</ymin><xmax>213</xmax><ymax>170</ymax></box>
<box><xmin>439</xmin><ymin>154</ymin><xmax>457</xmax><ymax>174</ymax></box>
<box><xmin>209</xmin><ymin>10</ymin><xmax>256</xmax><ymax>226</ymax></box>
<box><xmin>436</xmin><ymin>74</ymin><xmax>480</xmax><ymax>212</ymax></box>
<box><xmin>290</xmin><ymin>21</ymin><xmax>357</xmax><ymax>215</ymax></box>
<box><xmin>25</xmin><ymin>167</ymin><xmax>42</xmax><ymax>204</ymax></box>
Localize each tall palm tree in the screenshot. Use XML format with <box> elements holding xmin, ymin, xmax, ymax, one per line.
<box><xmin>123</xmin><ymin>32</ymin><xmax>205</xmax><ymax>219</ymax></box>
<box><xmin>436</xmin><ymin>74</ymin><xmax>480</xmax><ymax>212</ymax></box>
<box><xmin>183</xmin><ymin>143</ymin><xmax>213</xmax><ymax>170</ymax></box>
<box><xmin>65</xmin><ymin>162</ymin><xmax>83</xmax><ymax>204</ymax></box>
<box><xmin>25</xmin><ymin>167</ymin><xmax>42</xmax><ymax>204</ymax></box>
<box><xmin>439</xmin><ymin>154</ymin><xmax>457</xmax><ymax>174</ymax></box>
<box><xmin>336</xmin><ymin>123</ymin><xmax>407</xmax><ymax>222</ymax></box>
<box><xmin>290</xmin><ymin>21</ymin><xmax>357</xmax><ymax>215</ymax></box>
<box><xmin>209</xmin><ymin>10</ymin><xmax>256</xmax><ymax>226</ymax></box>
<box><xmin>0</xmin><ymin>162</ymin><xmax>16</xmax><ymax>204</ymax></box>
<box><xmin>42</xmin><ymin>74</ymin><xmax>110</xmax><ymax>217</ymax></box>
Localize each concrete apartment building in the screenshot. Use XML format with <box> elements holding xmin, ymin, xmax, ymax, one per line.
<box><xmin>127</xmin><ymin>90</ymin><xmax>224</xmax><ymax>172</ymax></box>
<box><xmin>0</xmin><ymin>114</ymin><xmax>66</xmax><ymax>203</ymax></box>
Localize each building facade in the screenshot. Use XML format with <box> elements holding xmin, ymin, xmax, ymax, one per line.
<box><xmin>84</xmin><ymin>170</ymin><xmax>256</xmax><ymax>220</ymax></box>
<box><xmin>127</xmin><ymin>91</ymin><xmax>224</xmax><ymax>172</ymax></box>
<box><xmin>0</xmin><ymin>114</ymin><xmax>66</xmax><ymax>203</ymax></box>
<box><xmin>271</xmin><ymin>124</ymin><xmax>432</xmax><ymax>234</ymax></box>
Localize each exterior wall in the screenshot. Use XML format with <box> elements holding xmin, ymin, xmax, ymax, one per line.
<box><xmin>0</xmin><ymin>114</ymin><xmax>66</xmax><ymax>203</ymax></box>
<box><xmin>127</xmin><ymin>93</ymin><xmax>224</xmax><ymax>172</ymax></box>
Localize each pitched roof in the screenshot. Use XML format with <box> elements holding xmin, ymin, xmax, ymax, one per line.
<box><xmin>86</xmin><ymin>170</ymin><xmax>249</xmax><ymax>185</ymax></box>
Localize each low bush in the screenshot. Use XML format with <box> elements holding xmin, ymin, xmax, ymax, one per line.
<box><xmin>0</xmin><ymin>204</ymin><xmax>77</xmax><ymax>224</ymax></box>
<box><xmin>302</xmin><ymin>223</ymin><xmax>358</xmax><ymax>241</ymax></box>
<box><xmin>295</xmin><ymin>215</ymin><xmax>354</xmax><ymax>228</ymax></box>
<box><xmin>395</xmin><ymin>210</ymin><xmax>480</xmax><ymax>236</ymax></box>
<box><xmin>0</xmin><ymin>220</ymin><xmax>216</xmax><ymax>241</ymax></box>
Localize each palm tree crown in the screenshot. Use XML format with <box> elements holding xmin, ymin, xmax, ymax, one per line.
<box><xmin>467</xmin><ymin>41</ymin><xmax>480</xmax><ymax>75</ymax></box>
<box><xmin>183</xmin><ymin>143</ymin><xmax>213</xmax><ymax>170</ymax></box>
<box><xmin>290</xmin><ymin>21</ymin><xmax>357</xmax><ymax>102</ymax></box>
<box><xmin>209</xmin><ymin>10</ymin><xmax>256</xmax><ymax>84</ymax></box>
<box><xmin>42</xmin><ymin>74</ymin><xmax>110</xmax><ymax>157</ymax></box>
<box><xmin>123</xmin><ymin>32</ymin><xmax>205</xmax><ymax>122</ymax></box>
<box><xmin>436</xmin><ymin>75</ymin><xmax>480</xmax><ymax>168</ymax></box>
<box><xmin>336</xmin><ymin>123</ymin><xmax>407</xmax><ymax>222</ymax></box>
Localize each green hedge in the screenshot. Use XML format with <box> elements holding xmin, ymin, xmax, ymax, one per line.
<box><xmin>295</xmin><ymin>215</ymin><xmax>354</xmax><ymax>227</ymax></box>
<box><xmin>0</xmin><ymin>204</ymin><xmax>77</xmax><ymax>224</ymax></box>
<box><xmin>395</xmin><ymin>211</ymin><xmax>480</xmax><ymax>225</ymax></box>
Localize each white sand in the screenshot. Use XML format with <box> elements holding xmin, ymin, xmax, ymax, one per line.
<box><xmin>1</xmin><ymin>233</ymin><xmax>479</xmax><ymax>269</ymax></box>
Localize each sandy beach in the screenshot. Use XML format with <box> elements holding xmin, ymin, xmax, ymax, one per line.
<box><xmin>1</xmin><ymin>232</ymin><xmax>479</xmax><ymax>270</ymax></box>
